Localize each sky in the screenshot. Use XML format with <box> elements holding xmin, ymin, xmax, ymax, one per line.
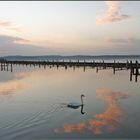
<box><xmin>0</xmin><ymin>1</ymin><xmax>140</xmax><ymax>56</ymax></box>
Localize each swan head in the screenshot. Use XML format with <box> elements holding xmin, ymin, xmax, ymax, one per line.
<box><xmin>81</xmin><ymin>94</ymin><xmax>85</xmax><ymax>97</ymax></box>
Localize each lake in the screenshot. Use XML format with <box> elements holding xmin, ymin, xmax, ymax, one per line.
<box><xmin>0</xmin><ymin>64</ymin><xmax>140</xmax><ymax>139</ymax></box>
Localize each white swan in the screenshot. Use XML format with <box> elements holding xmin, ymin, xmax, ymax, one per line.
<box><xmin>67</xmin><ymin>94</ymin><xmax>85</xmax><ymax>114</ymax></box>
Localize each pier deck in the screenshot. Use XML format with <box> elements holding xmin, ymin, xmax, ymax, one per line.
<box><xmin>0</xmin><ymin>59</ymin><xmax>139</xmax><ymax>82</ymax></box>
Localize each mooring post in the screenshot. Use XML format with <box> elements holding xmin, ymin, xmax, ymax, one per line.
<box><xmin>96</xmin><ymin>65</ymin><xmax>98</xmax><ymax>73</ymax></box>
<box><xmin>52</xmin><ymin>60</ymin><xmax>54</xmax><ymax>67</ymax></box>
<box><xmin>44</xmin><ymin>62</ymin><xmax>46</xmax><ymax>69</ymax></box>
<box><xmin>73</xmin><ymin>65</ymin><xmax>75</xmax><ymax>71</ymax></box>
<box><xmin>93</xmin><ymin>60</ymin><xmax>94</xmax><ymax>64</ymax></box>
<box><xmin>83</xmin><ymin>66</ymin><xmax>85</xmax><ymax>72</ymax></box>
<box><xmin>102</xmin><ymin>60</ymin><xmax>105</xmax><ymax>69</ymax></box>
<box><xmin>77</xmin><ymin>59</ymin><xmax>79</xmax><ymax>67</ymax></box>
<box><xmin>126</xmin><ymin>60</ymin><xmax>129</xmax><ymax>69</ymax></box>
<box><xmin>57</xmin><ymin>60</ymin><xmax>59</xmax><ymax>69</ymax></box>
<box><xmin>39</xmin><ymin>62</ymin><xmax>41</xmax><ymax>68</ymax></box>
<box><xmin>69</xmin><ymin>59</ymin><xmax>71</xmax><ymax>65</ymax></box>
<box><xmin>7</xmin><ymin>64</ymin><xmax>8</xmax><ymax>71</ymax></box>
<box><xmin>10</xmin><ymin>63</ymin><xmax>13</xmax><ymax>72</ymax></box>
<box><xmin>130</xmin><ymin>60</ymin><xmax>132</xmax><ymax>81</ymax></box>
<box><xmin>84</xmin><ymin>60</ymin><xmax>86</xmax><ymax>70</ymax></box>
<box><xmin>65</xmin><ymin>64</ymin><xmax>67</xmax><ymax>70</ymax></box>
<box><xmin>57</xmin><ymin>64</ymin><xmax>59</xmax><ymax>70</ymax></box>
<box><xmin>113</xmin><ymin>60</ymin><xmax>115</xmax><ymax>74</ymax></box>
<box><xmin>117</xmin><ymin>61</ymin><xmax>120</xmax><ymax>70</ymax></box>
<box><xmin>92</xmin><ymin>60</ymin><xmax>95</xmax><ymax>68</ymax></box>
<box><xmin>0</xmin><ymin>62</ymin><xmax>3</xmax><ymax>71</ymax></box>
<box><xmin>3</xmin><ymin>63</ymin><xmax>6</xmax><ymax>71</ymax></box>
<box><xmin>135</xmin><ymin>60</ymin><xmax>138</xmax><ymax>82</ymax></box>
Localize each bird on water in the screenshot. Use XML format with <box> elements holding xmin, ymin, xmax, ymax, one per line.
<box><xmin>67</xmin><ymin>94</ymin><xmax>85</xmax><ymax>114</ymax></box>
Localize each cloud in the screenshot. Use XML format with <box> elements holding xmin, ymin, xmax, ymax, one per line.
<box><xmin>96</xmin><ymin>1</ymin><xmax>131</xmax><ymax>24</ymax></box>
<box><xmin>0</xmin><ymin>20</ymin><xmax>22</xmax><ymax>32</ymax></box>
<box><xmin>107</xmin><ymin>38</ymin><xmax>133</xmax><ymax>43</ymax></box>
<box><xmin>107</xmin><ymin>37</ymin><xmax>140</xmax><ymax>44</ymax></box>
<box><xmin>54</xmin><ymin>88</ymin><xmax>131</xmax><ymax>135</ymax></box>
<box><xmin>0</xmin><ymin>35</ymin><xmax>30</xmax><ymax>45</ymax></box>
<box><xmin>0</xmin><ymin>35</ymin><xmax>50</xmax><ymax>56</ymax></box>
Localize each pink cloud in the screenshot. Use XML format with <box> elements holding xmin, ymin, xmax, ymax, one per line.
<box><xmin>96</xmin><ymin>1</ymin><xmax>131</xmax><ymax>24</ymax></box>
<box><xmin>0</xmin><ymin>20</ymin><xmax>22</xmax><ymax>32</ymax></box>
<box><xmin>107</xmin><ymin>37</ymin><xmax>140</xmax><ymax>44</ymax></box>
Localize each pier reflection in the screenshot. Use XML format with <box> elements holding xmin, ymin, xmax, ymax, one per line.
<box><xmin>0</xmin><ymin>60</ymin><xmax>140</xmax><ymax>82</ymax></box>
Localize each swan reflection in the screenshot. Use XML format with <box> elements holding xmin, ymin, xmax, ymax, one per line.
<box><xmin>67</xmin><ymin>94</ymin><xmax>85</xmax><ymax>115</ymax></box>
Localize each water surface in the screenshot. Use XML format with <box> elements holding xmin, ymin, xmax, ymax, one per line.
<box><xmin>0</xmin><ymin>65</ymin><xmax>139</xmax><ymax>139</ymax></box>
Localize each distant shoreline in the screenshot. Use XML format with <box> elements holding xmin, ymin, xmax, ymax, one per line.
<box><xmin>1</xmin><ymin>55</ymin><xmax>140</xmax><ymax>61</ymax></box>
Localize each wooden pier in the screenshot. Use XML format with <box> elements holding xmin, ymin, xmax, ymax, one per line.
<box><xmin>0</xmin><ymin>59</ymin><xmax>140</xmax><ymax>82</ymax></box>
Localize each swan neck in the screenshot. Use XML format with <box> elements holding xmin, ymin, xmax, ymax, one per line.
<box><xmin>81</xmin><ymin>95</ymin><xmax>84</xmax><ymax>105</ymax></box>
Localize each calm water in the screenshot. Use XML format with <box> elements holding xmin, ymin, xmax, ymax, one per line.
<box><xmin>0</xmin><ymin>65</ymin><xmax>140</xmax><ymax>139</ymax></box>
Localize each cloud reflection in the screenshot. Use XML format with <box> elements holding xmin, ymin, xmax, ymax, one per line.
<box><xmin>54</xmin><ymin>88</ymin><xmax>131</xmax><ymax>135</ymax></box>
<box><xmin>0</xmin><ymin>72</ymin><xmax>31</xmax><ymax>97</ymax></box>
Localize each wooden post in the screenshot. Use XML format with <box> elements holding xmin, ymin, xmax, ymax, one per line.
<box><xmin>57</xmin><ymin>64</ymin><xmax>59</xmax><ymax>70</ymax></box>
<box><xmin>113</xmin><ymin>60</ymin><xmax>115</xmax><ymax>74</ymax></box>
<box><xmin>38</xmin><ymin>62</ymin><xmax>41</xmax><ymax>68</ymax></box>
<box><xmin>96</xmin><ymin>66</ymin><xmax>98</xmax><ymax>73</ymax></box>
<box><xmin>44</xmin><ymin>64</ymin><xmax>46</xmax><ymax>69</ymax></box>
<box><xmin>7</xmin><ymin>64</ymin><xmax>8</xmax><ymax>71</ymax></box>
<box><xmin>92</xmin><ymin>60</ymin><xmax>95</xmax><ymax>68</ymax></box>
<box><xmin>135</xmin><ymin>60</ymin><xmax>138</xmax><ymax>82</ymax></box>
<box><xmin>3</xmin><ymin>63</ymin><xmax>5</xmax><ymax>71</ymax></box>
<box><xmin>102</xmin><ymin>60</ymin><xmax>105</xmax><ymax>69</ymax></box>
<box><xmin>65</xmin><ymin>65</ymin><xmax>67</xmax><ymax>70</ymax></box>
<box><xmin>77</xmin><ymin>59</ymin><xmax>79</xmax><ymax>67</ymax></box>
<box><xmin>130</xmin><ymin>60</ymin><xmax>132</xmax><ymax>81</ymax></box>
<box><xmin>73</xmin><ymin>65</ymin><xmax>75</xmax><ymax>71</ymax></box>
<box><xmin>10</xmin><ymin>63</ymin><xmax>13</xmax><ymax>72</ymax></box>
<box><xmin>1</xmin><ymin>62</ymin><xmax>3</xmax><ymax>71</ymax></box>
<box><xmin>52</xmin><ymin>60</ymin><xmax>54</xmax><ymax>67</ymax></box>
<box><xmin>83</xmin><ymin>66</ymin><xmax>85</xmax><ymax>72</ymax></box>
<box><xmin>117</xmin><ymin>61</ymin><xmax>119</xmax><ymax>70</ymax></box>
<box><xmin>126</xmin><ymin>60</ymin><xmax>129</xmax><ymax>69</ymax></box>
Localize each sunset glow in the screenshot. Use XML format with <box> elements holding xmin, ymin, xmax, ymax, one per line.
<box><xmin>0</xmin><ymin>1</ymin><xmax>139</xmax><ymax>56</ymax></box>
